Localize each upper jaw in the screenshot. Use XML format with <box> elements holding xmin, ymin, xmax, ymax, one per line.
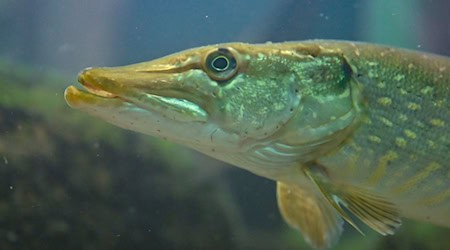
<box><xmin>76</xmin><ymin>68</ymin><xmax>117</xmax><ymax>98</ymax></box>
<box><xmin>68</xmin><ymin>66</ymin><xmax>209</xmax><ymax>123</ymax></box>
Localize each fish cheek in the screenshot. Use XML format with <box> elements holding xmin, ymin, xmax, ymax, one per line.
<box><xmin>217</xmin><ymin>73</ymin><xmax>301</xmax><ymax>139</ymax></box>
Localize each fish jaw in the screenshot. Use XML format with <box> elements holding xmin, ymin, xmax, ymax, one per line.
<box><xmin>67</xmin><ymin>62</ymin><xmax>212</xmax><ymax>122</ymax></box>
<box><xmin>63</xmin><ymin>59</ymin><xmax>236</xmax><ymax>148</ymax></box>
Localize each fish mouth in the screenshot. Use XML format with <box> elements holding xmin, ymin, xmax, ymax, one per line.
<box><xmin>64</xmin><ymin>69</ymin><xmax>123</xmax><ymax>108</ymax></box>
<box><xmin>64</xmin><ymin>67</ymin><xmax>208</xmax><ymax>122</ymax></box>
<box><xmin>75</xmin><ymin>69</ymin><xmax>117</xmax><ymax>98</ymax></box>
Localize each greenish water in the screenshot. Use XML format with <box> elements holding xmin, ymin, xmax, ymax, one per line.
<box><xmin>0</xmin><ymin>1</ymin><xmax>448</xmax><ymax>249</ymax></box>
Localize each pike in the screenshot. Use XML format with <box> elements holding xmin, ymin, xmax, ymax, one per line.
<box><xmin>64</xmin><ymin>40</ymin><xmax>450</xmax><ymax>249</ymax></box>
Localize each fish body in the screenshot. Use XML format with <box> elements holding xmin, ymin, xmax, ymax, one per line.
<box><xmin>313</xmin><ymin>41</ymin><xmax>450</xmax><ymax>228</ymax></box>
<box><xmin>64</xmin><ymin>40</ymin><xmax>450</xmax><ymax>248</ymax></box>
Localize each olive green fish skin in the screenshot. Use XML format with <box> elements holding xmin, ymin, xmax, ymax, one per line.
<box><xmin>64</xmin><ymin>40</ymin><xmax>450</xmax><ymax>230</ymax></box>
<box><xmin>311</xmin><ymin>41</ymin><xmax>450</xmax><ymax>226</ymax></box>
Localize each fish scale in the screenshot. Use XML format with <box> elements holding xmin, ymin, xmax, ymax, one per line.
<box><xmin>316</xmin><ymin>41</ymin><xmax>449</xmax><ymax>230</ymax></box>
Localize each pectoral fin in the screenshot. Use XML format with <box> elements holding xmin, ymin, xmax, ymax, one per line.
<box><xmin>276</xmin><ymin>182</ymin><xmax>344</xmax><ymax>249</ymax></box>
<box><xmin>303</xmin><ymin>164</ymin><xmax>402</xmax><ymax>236</ymax></box>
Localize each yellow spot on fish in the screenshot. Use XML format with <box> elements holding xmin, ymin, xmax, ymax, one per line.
<box><xmin>368</xmin><ymin>135</ymin><xmax>381</xmax><ymax>143</ymax></box>
<box><xmin>379</xmin><ymin>116</ymin><xmax>393</xmax><ymax>127</ymax></box>
<box><xmin>404</xmin><ymin>129</ymin><xmax>416</xmax><ymax>139</ymax></box>
<box><xmin>367</xmin><ymin>150</ymin><xmax>398</xmax><ymax>185</ymax></box>
<box><xmin>395</xmin><ymin>137</ymin><xmax>407</xmax><ymax>148</ymax></box>
<box><xmin>377</xmin><ymin>97</ymin><xmax>392</xmax><ymax>106</ymax></box>
<box><xmin>435</xmin><ymin>99</ymin><xmax>445</xmax><ymax>108</ymax></box>
<box><xmin>393</xmin><ymin>74</ymin><xmax>405</xmax><ymax>81</ymax></box>
<box><xmin>420</xmin><ymin>86</ymin><xmax>433</xmax><ymax>95</ymax></box>
<box><xmin>427</xmin><ymin>140</ymin><xmax>437</xmax><ymax>149</ymax></box>
<box><xmin>416</xmin><ymin>120</ymin><xmax>425</xmax><ymax>128</ymax></box>
<box><xmin>430</xmin><ymin>119</ymin><xmax>445</xmax><ymax>127</ymax></box>
<box><xmin>393</xmin><ymin>162</ymin><xmax>441</xmax><ymax>194</ymax></box>
<box><xmin>407</xmin><ymin>102</ymin><xmax>421</xmax><ymax>111</ymax></box>
<box><xmin>399</xmin><ymin>114</ymin><xmax>408</xmax><ymax>121</ymax></box>
<box><xmin>377</xmin><ymin>82</ymin><xmax>386</xmax><ymax>88</ymax></box>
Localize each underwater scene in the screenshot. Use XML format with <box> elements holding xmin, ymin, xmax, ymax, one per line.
<box><xmin>0</xmin><ymin>0</ymin><xmax>449</xmax><ymax>249</ymax></box>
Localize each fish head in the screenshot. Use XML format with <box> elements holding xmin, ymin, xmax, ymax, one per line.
<box><xmin>65</xmin><ymin>42</ymin><xmax>363</xmax><ymax>168</ymax></box>
<box><xmin>64</xmin><ymin>43</ymin><xmax>306</xmax><ymax>152</ymax></box>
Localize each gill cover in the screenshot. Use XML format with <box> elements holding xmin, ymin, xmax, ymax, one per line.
<box><xmin>204</xmin><ymin>46</ymin><xmax>303</xmax><ymax>139</ymax></box>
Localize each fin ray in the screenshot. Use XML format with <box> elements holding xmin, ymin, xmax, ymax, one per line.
<box><xmin>303</xmin><ymin>167</ymin><xmax>365</xmax><ymax>235</ymax></box>
<box><xmin>342</xmin><ymin>187</ymin><xmax>402</xmax><ymax>235</ymax></box>
<box><xmin>303</xmin><ymin>164</ymin><xmax>402</xmax><ymax>236</ymax></box>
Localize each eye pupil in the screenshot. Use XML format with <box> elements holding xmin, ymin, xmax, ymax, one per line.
<box><xmin>211</xmin><ymin>56</ymin><xmax>230</xmax><ymax>71</ymax></box>
<box><xmin>211</xmin><ymin>56</ymin><xmax>229</xmax><ymax>71</ymax></box>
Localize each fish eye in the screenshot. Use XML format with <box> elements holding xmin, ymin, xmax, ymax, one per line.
<box><xmin>204</xmin><ymin>48</ymin><xmax>238</xmax><ymax>82</ymax></box>
<box><xmin>211</xmin><ymin>55</ymin><xmax>229</xmax><ymax>71</ymax></box>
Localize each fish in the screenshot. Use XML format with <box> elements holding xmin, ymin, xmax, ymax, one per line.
<box><xmin>64</xmin><ymin>40</ymin><xmax>450</xmax><ymax>249</ymax></box>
